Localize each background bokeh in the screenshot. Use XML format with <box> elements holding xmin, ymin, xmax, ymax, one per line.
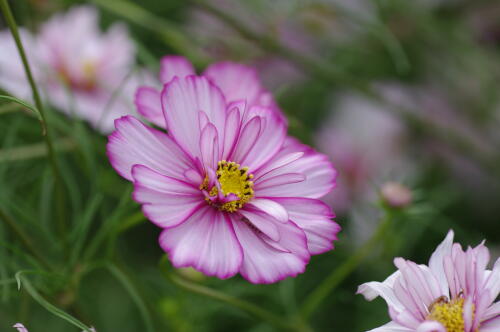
<box><xmin>0</xmin><ymin>0</ymin><xmax>499</xmax><ymax>331</ymax></box>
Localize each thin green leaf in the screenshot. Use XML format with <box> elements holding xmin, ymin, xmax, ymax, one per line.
<box><xmin>0</xmin><ymin>95</ymin><xmax>46</xmax><ymax>134</ymax></box>
<box><xmin>15</xmin><ymin>272</ymin><xmax>93</xmax><ymax>331</ymax></box>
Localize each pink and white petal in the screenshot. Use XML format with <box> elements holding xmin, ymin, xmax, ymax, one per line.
<box><xmin>132</xmin><ymin>165</ymin><xmax>199</xmax><ymax>195</ymax></box>
<box><xmin>107</xmin><ymin>116</ymin><xmax>192</xmax><ymax>181</ymax></box>
<box><xmin>131</xmin><ymin>165</ymin><xmax>203</xmax><ymax>228</ymax></box>
<box><xmin>428</xmin><ymin>230</ymin><xmax>454</xmax><ymax>296</ymax></box>
<box><xmin>199</xmin><ymin>123</ymin><xmax>220</xmax><ymax>170</ymax></box>
<box><xmin>135</xmin><ymin>86</ymin><xmax>165</xmax><ymax>128</ymax></box>
<box><xmin>239</xmin><ymin>209</ymin><xmax>280</xmax><ymax>242</ymax></box>
<box><xmin>366</xmin><ymin>321</ymin><xmax>413</xmax><ymax>332</ymax></box>
<box><xmin>255</xmin><ymin>173</ymin><xmax>306</xmax><ymax>190</ymax></box>
<box><xmin>416</xmin><ymin>321</ymin><xmax>446</xmax><ymax>332</ymax></box>
<box><xmin>161</xmin><ymin>76</ymin><xmax>226</xmax><ymax>159</ymax></box>
<box><xmin>221</xmin><ymin>106</ymin><xmax>241</xmax><ymax>159</ymax></box>
<box><xmin>230</xmin><ymin>215</ymin><xmax>309</xmax><ymax>284</ymax></box>
<box><xmin>393</xmin><ymin>258</ymin><xmax>441</xmax><ymax>317</ymax></box>
<box><xmin>483</xmin><ymin>257</ymin><xmax>500</xmax><ymax>302</ymax></box>
<box><xmin>357</xmin><ymin>274</ymin><xmax>404</xmax><ymax>312</ymax></box>
<box><xmin>480</xmin><ymin>315</ymin><xmax>500</xmax><ymax>332</ymax></box>
<box><xmin>203</xmin><ymin>62</ymin><xmax>262</xmax><ymax>105</ymax></box>
<box><xmin>390</xmin><ymin>308</ymin><xmax>422</xmax><ymax>329</ymax></box>
<box><xmin>229</xmin><ymin>116</ymin><xmax>261</xmax><ymax>164</ymax></box>
<box><xmin>255</xmin><ymin>137</ymin><xmax>336</xmax><ymax>199</ymax></box>
<box><xmin>247</xmin><ymin>198</ymin><xmax>288</xmax><ymax>223</ymax></box>
<box><xmin>160</xmin><ymin>206</ymin><xmax>242</xmax><ymax>279</ymax></box>
<box><xmin>253</xmin><ymin>152</ymin><xmax>304</xmax><ymax>179</ymax></box>
<box><xmin>159</xmin><ymin>55</ymin><xmax>195</xmax><ymax>84</ymax></box>
<box><xmin>13</xmin><ymin>323</ymin><xmax>29</xmax><ymax>332</ymax></box>
<box><xmin>463</xmin><ymin>296</ymin><xmax>474</xmax><ymax>331</ymax></box>
<box><xmin>272</xmin><ymin>198</ymin><xmax>339</xmax><ymax>255</ymax></box>
<box><xmin>483</xmin><ymin>301</ymin><xmax>500</xmax><ymax>321</ymax></box>
<box><xmin>237</xmin><ymin>107</ymin><xmax>287</xmax><ymax>171</ymax></box>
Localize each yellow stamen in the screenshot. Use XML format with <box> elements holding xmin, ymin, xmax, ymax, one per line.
<box><xmin>203</xmin><ymin>160</ymin><xmax>254</xmax><ymax>212</ymax></box>
<box><xmin>427</xmin><ymin>297</ymin><xmax>472</xmax><ymax>332</ymax></box>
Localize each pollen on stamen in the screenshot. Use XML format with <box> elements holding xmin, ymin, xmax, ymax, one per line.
<box><xmin>426</xmin><ymin>297</ymin><xmax>471</xmax><ymax>332</ymax></box>
<box><xmin>202</xmin><ymin>160</ymin><xmax>254</xmax><ymax>212</ymax></box>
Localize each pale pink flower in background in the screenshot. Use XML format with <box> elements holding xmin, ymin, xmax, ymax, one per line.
<box><xmin>13</xmin><ymin>323</ymin><xmax>28</xmax><ymax>332</ymax></box>
<box><xmin>0</xmin><ymin>5</ymin><xmax>150</xmax><ymax>133</ymax></box>
<box><xmin>135</xmin><ymin>55</ymin><xmax>283</xmax><ymax>128</ymax></box>
<box><xmin>316</xmin><ymin>92</ymin><xmax>408</xmax><ymax>214</ymax></box>
<box><xmin>358</xmin><ymin>230</ymin><xmax>500</xmax><ymax>332</ymax></box>
<box><xmin>108</xmin><ymin>74</ymin><xmax>339</xmax><ymax>283</ymax></box>
<box><xmin>13</xmin><ymin>324</ymin><xmax>95</xmax><ymax>332</ymax></box>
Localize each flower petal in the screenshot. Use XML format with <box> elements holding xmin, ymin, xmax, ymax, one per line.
<box><xmin>159</xmin><ymin>55</ymin><xmax>195</xmax><ymax>84</ymax></box>
<box><xmin>131</xmin><ymin>165</ymin><xmax>203</xmax><ymax>228</ymax></box>
<box><xmin>254</xmin><ymin>137</ymin><xmax>336</xmax><ymax>199</ymax></box>
<box><xmin>13</xmin><ymin>323</ymin><xmax>29</xmax><ymax>332</ymax></box>
<box><xmin>247</xmin><ymin>198</ymin><xmax>288</xmax><ymax>223</ymax></box>
<box><xmin>161</xmin><ymin>76</ymin><xmax>226</xmax><ymax>160</ymax></box>
<box><xmin>199</xmin><ymin>123</ymin><xmax>220</xmax><ymax>170</ymax></box>
<box><xmin>357</xmin><ymin>271</ymin><xmax>404</xmax><ymax>311</ymax></box>
<box><xmin>230</xmin><ymin>214</ymin><xmax>309</xmax><ymax>284</ymax></box>
<box><xmin>135</xmin><ymin>86</ymin><xmax>165</xmax><ymax>128</ymax></box>
<box><xmin>481</xmin><ymin>313</ymin><xmax>500</xmax><ymax>332</ymax></box>
<box><xmin>229</xmin><ymin>116</ymin><xmax>261</xmax><ymax>164</ymax></box>
<box><xmin>428</xmin><ymin>230</ymin><xmax>454</xmax><ymax>296</ymax></box>
<box><xmin>239</xmin><ymin>208</ymin><xmax>280</xmax><ymax>242</ymax></box>
<box><xmin>159</xmin><ymin>206</ymin><xmax>242</xmax><ymax>279</ymax></box>
<box><xmin>416</xmin><ymin>321</ymin><xmax>446</xmax><ymax>332</ymax></box>
<box><xmin>203</xmin><ymin>61</ymin><xmax>262</xmax><ymax>105</ymax></box>
<box><xmin>237</xmin><ymin>107</ymin><xmax>287</xmax><ymax>171</ymax></box>
<box><xmin>107</xmin><ymin>116</ymin><xmax>192</xmax><ymax>181</ymax></box>
<box><xmin>366</xmin><ymin>321</ymin><xmax>413</xmax><ymax>332</ymax></box>
<box><xmin>272</xmin><ymin>197</ymin><xmax>339</xmax><ymax>254</ymax></box>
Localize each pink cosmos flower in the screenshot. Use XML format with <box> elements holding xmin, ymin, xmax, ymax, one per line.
<box><xmin>134</xmin><ymin>55</ymin><xmax>283</xmax><ymax>129</ymax></box>
<box><xmin>0</xmin><ymin>5</ymin><xmax>149</xmax><ymax>133</ymax></box>
<box><xmin>107</xmin><ymin>74</ymin><xmax>339</xmax><ymax>283</ymax></box>
<box><xmin>357</xmin><ymin>230</ymin><xmax>500</xmax><ymax>332</ymax></box>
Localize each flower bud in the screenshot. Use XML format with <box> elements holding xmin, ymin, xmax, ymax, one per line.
<box><xmin>380</xmin><ymin>182</ymin><xmax>412</xmax><ymax>208</ymax></box>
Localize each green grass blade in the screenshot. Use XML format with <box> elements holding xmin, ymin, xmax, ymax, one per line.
<box><xmin>15</xmin><ymin>272</ymin><xmax>93</xmax><ymax>331</ymax></box>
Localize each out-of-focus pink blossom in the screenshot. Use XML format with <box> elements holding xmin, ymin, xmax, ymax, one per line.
<box><xmin>108</xmin><ymin>73</ymin><xmax>339</xmax><ymax>283</ymax></box>
<box><xmin>316</xmin><ymin>92</ymin><xmax>407</xmax><ymax>214</ymax></box>
<box><xmin>0</xmin><ymin>6</ymin><xmax>152</xmax><ymax>133</ymax></box>
<box><xmin>358</xmin><ymin>230</ymin><xmax>500</xmax><ymax>332</ymax></box>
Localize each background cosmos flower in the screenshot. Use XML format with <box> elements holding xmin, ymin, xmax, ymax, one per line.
<box><xmin>107</xmin><ymin>71</ymin><xmax>339</xmax><ymax>283</ymax></box>
<box><xmin>0</xmin><ymin>5</ymin><xmax>151</xmax><ymax>133</ymax></box>
<box><xmin>357</xmin><ymin>230</ymin><xmax>500</xmax><ymax>332</ymax></box>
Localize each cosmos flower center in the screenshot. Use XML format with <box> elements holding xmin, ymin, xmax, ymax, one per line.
<box><xmin>427</xmin><ymin>297</ymin><xmax>467</xmax><ymax>332</ymax></box>
<box><xmin>201</xmin><ymin>160</ymin><xmax>254</xmax><ymax>212</ymax></box>
<box><xmin>56</xmin><ymin>61</ymin><xmax>98</xmax><ymax>92</ymax></box>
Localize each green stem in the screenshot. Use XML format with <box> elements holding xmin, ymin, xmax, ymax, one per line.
<box><xmin>300</xmin><ymin>210</ymin><xmax>393</xmax><ymax>319</ymax></box>
<box><xmin>0</xmin><ymin>0</ymin><xmax>67</xmax><ymax>242</ymax></box>
<box><xmin>0</xmin><ymin>208</ymin><xmax>51</xmax><ymax>270</ymax></box>
<box><xmin>160</xmin><ymin>257</ymin><xmax>307</xmax><ymax>331</ymax></box>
